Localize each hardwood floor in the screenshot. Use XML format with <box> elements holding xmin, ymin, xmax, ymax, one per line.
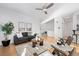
<box><xmin>70</xmin><ymin>43</ymin><xmax>79</xmax><ymax>55</ymax></box>
<box><xmin>0</xmin><ymin>44</ymin><xmax>16</xmax><ymax>56</ymax></box>
<box><xmin>41</xmin><ymin>36</ymin><xmax>57</xmax><ymax>54</ymax></box>
<box><xmin>41</xmin><ymin>36</ymin><xmax>57</xmax><ymax>44</ymax></box>
<box><xmin>0</xmin><ymin>36</ymin><xmax>79</xmax><ymax>56</ymax></box>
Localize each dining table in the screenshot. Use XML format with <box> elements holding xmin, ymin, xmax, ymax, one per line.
<box><xmin>51</xmin><ymin>43</ymin><xmax>73</xmax><ymax>56</ymax></box>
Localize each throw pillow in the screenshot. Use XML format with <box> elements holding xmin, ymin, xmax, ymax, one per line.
<box><xmin>22</xmin><ymin>32</ymin><xmax>28</xmax><ymax>37</ymax></box>
<box><xmin>16</xmin><ymin>32</ymin><xmax>23</xmax><ymax>38</ymax></box>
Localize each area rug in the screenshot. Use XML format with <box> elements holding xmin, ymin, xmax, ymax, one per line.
<box><xmin>15</xmin><ymin>41</ymin><xmax>51</xmax><ymax>56</ymax></box>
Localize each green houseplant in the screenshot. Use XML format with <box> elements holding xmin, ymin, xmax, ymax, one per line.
<box><xmin>1</xmin><ymin>22</ymin><xmax>14</xmax><ymax>47</ymax></box>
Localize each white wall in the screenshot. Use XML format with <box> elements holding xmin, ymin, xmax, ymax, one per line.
<box><xmin>73</xmin><ymin>13</ymin><xmax>77</xmax><ymax>30</ymax></box>
<box><xmin>54</xmin><ymin>17</ymin><xmax>63</xmax><ymax>38</ymax></box>
<box><xmin>41</xmin><ymin>16</ymin><xmax>63</xmax><ymax>38</ymax></box>
<box><xmin>72</xmin><ymin>11</ymin><xmax>79</xmax><ymax>30</ymax></box>
<box><xmin>40</xmin><ymin>20</ymin><xmax>54</xmax><ymax>37</ymax></box>
<box><xmin>72</xmin><ymin>11</ymin><xmax>79</xmax><ymax>41</ymax></box>
<box><xmin>46</xmin><ymin>20</ymin><xmax>54</xmax><ymax>36</ymax></box>
<box><xmin>63</xmin><ymin>18</ymin><xmax>73</xmax><ymax>37</ymax></box>
<box><xmin>64</xmin><ymin>21</ymin><xmax>73</xmax><ymax>36</ymax></box>
<box><xmin>0</xmin><ymin>8</ymin><xmax>40</xmax><ymax>45</ymax></box>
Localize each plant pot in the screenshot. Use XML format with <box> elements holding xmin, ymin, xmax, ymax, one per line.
<box><xmin>2</xmin><ymin>40</ymin><xmax>10</xmax><ymax>47</ymax></box>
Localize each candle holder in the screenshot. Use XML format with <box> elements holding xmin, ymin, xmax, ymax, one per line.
<box><xmin>32</xmin><ymin>40</ymin><xmax>37</xmax><ymax>48</ymax></box>
<box><xmin>39</xmin><ymin>40</ymin><xmax>43</xmax><ymax>46</ymax></box>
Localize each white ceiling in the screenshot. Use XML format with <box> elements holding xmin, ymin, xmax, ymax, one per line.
<box><xmin>0</xmin><ymin>3</ymin><xmax>79</xmax><ymax>23</ymax></box>
<box><xmin>0</xmin><ymin>3</ymin><xmax>49</xmax><ymax>21</ymax></box>
<box><xmin>41</xmin><ymin>3</ymin><xmax>79</xmax><ymax>24</ymax></box>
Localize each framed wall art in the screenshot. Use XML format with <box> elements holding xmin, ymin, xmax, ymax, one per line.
<box><xmin>18</xmin><ymin>22</ymin><xmax>32</xmax><ymax>32</ymax></box>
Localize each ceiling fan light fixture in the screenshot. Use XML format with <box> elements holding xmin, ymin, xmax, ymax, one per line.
<box><xmin>43</xmin><ymin>9</ymin><xmax>47</xmax><ymax>11</ymax></box>
<box><xmin>35</xmin><ymin>3</ymin><xmax>54</xmax><ymax>14</ymax></box>
<box><xmin>43</xmin><ymin>9</ymin><xmax>47</xmax><ymax>14</ymax></box>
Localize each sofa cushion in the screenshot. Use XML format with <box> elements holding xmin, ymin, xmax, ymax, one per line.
<box><xmin>14</xmin><ymin>35</ymin><xmax>19</xmax><ymax>40</ymax></box>
<box><xmin>22</xmin><ymin>32</ymin><xmax>28</xmax><ymax>37</ymax></box>
<box><xmin>16</xmin><ymin>33</ymin><xmax>23</xmax><ymax>38</ymax></box>
<box><xmin>19</xmin><ymin>37</ymin><xmax>28</xmax><ymax>40</ymax></box>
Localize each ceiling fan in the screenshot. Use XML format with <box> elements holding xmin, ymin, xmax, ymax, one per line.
<box><xmin>35</xmin><ymin>3</ymin><xmax>54</xmax><ymax>14</ymax></box>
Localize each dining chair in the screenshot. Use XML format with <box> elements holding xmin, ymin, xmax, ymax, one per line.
<box><xmin>65</xmin><ymin>36</ymin><xmax>73</xmax><ymax>45</ymax></box>
<box><xmin>68</xmin><ymin>47</ymin><xmax>75</xmax><ymax>56</ymax></box>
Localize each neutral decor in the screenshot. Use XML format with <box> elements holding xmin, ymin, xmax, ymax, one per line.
<box><xmin>1</xmin><ymin>22</ymin><xmax>14</xmax><ymax>47</ymax></box>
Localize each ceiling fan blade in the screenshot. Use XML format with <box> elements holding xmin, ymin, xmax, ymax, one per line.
<box><xmin>35</xmin><ymin>8</ymin><xmax>43</xmax><ymax>10</ymax></box>
<box><xmin>44</xmin><ymin>11</ymin><xmax>47</xmax><ymax>14</ymax></box>
<box><xmin>46</xmin><ymin>3</ymin><xmax>54</xmax><ymax>9</ymax></box>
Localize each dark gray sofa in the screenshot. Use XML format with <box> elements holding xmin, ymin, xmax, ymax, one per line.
<box><xmin>14</xmin><ymin>32</ymin><xmax>36</xmax><ymax>45</ymax></box>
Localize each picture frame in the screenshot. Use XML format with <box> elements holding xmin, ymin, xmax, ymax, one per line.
<box><xmin>18</xmin><ymin>22</ymin><xmax>32</xmax><ymax>32</ymax></box>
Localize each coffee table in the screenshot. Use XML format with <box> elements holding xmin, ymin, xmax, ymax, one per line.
<box><xmin>25</xmin><ymin>41</ymin><xmax>51</xmax><ymax>56</ymax></box>
<box><xmin>32</xmin><ymin>39</ymin><xmax>44</xmax><ymax>48</ymax></box>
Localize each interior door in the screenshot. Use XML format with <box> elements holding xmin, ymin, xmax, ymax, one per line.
<box><xmin>63</xmin><ymin>19</ymin><xmax>73</xmax><ymax>37</ymax></box>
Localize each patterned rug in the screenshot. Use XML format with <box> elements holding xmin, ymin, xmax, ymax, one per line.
<box><xmin>15</xmin><ymin>41</ymin><xmax>51</xmax><ymax>56</ymax></box>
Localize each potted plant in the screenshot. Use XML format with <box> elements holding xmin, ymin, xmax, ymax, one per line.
<box><xmin>1</xmin><ymin>22</ymin><xmax>14</xmax><ymax>47</ymax></box>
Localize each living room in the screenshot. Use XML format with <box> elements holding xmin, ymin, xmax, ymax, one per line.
<box><xmin>0</xmin><ymin>3</ymin><xmax>79</xmax><ymax>56</ymax></box>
